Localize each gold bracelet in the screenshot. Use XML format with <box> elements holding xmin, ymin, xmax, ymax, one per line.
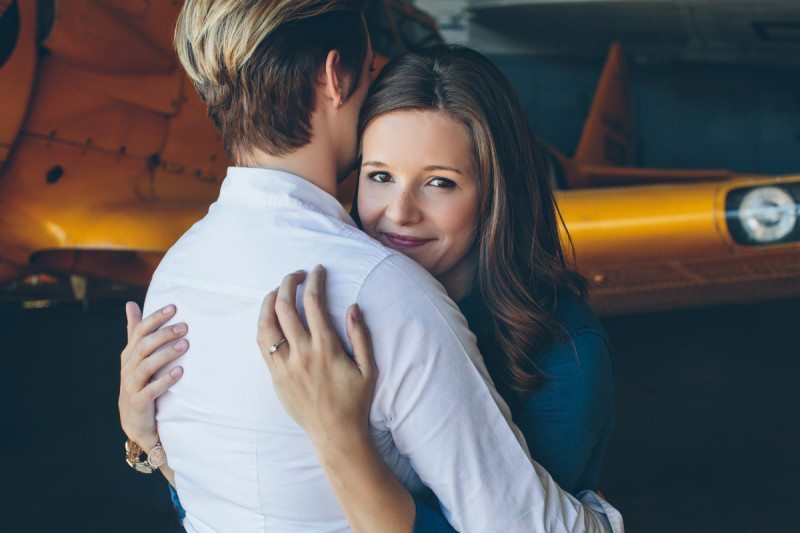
<box><xmin>125</xmin><ymin>439</ymin><xmax>167</xmax><ymax>474</ymax></box>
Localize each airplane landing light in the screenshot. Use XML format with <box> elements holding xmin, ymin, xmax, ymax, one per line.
<box><xmin>739</xmin><ymin>187</ymin><xmax>797</xmax><ymax>243</ymax></box>
<box><xmin>727</xmin><ymin>184</ymin><xmax>800</xmax><ymax>245</ymax></box>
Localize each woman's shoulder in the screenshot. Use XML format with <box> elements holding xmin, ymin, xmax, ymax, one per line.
<box><xmin>536</xmin><ymin>292</ymin><xmax>613</xmax><ymax>383</ymax></box>
<box><xmin>550</xmin><ymin>292</ymin><xmax>607</xmax><ymax>339</ymax></box>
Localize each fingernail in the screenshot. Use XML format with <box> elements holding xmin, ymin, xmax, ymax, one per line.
<box><xmin>174</xmin><ymin>339</ymin><xmax>188</xmax><ymax>351</ymax></box>
<box><xmin>170</xmin><ymin>367</ymin><xmax>183</xmax><ymax>379</ymax></box>
<box><xmin>173</xmin><ymin>323</ymin><xmax>187</xmax><ymax>335</ymax></box>
<box><xmin>351</xmin><ymin>304</ymin><xmax>361</xmax><ymax>322</ymax></box>
<box><xmin>162</xmin><ymin>304</ymin><xmax>175</xmax><ymax>316</ymax></box>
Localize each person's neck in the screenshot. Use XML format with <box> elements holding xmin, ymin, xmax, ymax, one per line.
<box><xmin>437</xmin><ymin>247</ymin><xmax>479</xmax><ymax>303</ymax></box>
<box><xmin>242</xmin><ymin>142</ymin><xmax>339</xmax><ymax>198</ymax></box>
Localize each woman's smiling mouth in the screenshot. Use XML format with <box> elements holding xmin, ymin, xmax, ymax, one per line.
<box><xmin>382</xmin><ymin>232</ymin><xmax>435</xmax><ymax>249</ymax></box>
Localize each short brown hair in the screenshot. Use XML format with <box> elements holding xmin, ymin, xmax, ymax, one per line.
<box><xmin>175</xmin><ymin>0</ymin><xmax>368</xmax><ymax>160</ymax></box>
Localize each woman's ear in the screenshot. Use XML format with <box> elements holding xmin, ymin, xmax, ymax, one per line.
<box><xmin>322</xmin><ymin>49</ymin><xmax>345</xmax><ymax>107</ymax></box>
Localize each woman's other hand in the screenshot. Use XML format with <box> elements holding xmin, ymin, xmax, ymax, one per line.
<box><xmin>256</xmin><ymin>266</ymin><xmax>377</xmax><ymax>446</ymax></box>
<box><xmin>257</xmin><ymin>268</ymin><xmax>415</xmax><ymax>532</ymax></box>
<box><xmin>118</xmin><ymin>302</ymin><xmax>187</xmax><ymax>450</ymax></box>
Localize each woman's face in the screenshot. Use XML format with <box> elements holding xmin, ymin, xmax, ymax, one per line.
<box><xmin>357</xmin><ymin>110</ymin><xmax>479</xmax><ymax>283</ymax></box>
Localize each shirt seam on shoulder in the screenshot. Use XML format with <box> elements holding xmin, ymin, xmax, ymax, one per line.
<box><xmin>355</xmin><ymin>253</ymin><xmax>499</xmax><ymax>396</ymax></box>
<box><xmin>151</xmin><ymin>271</ymin><xmax>267</xmax><ymax>300</ymax></box>
<box><xmin>350</xmin><ymin>250</ymin><xmax>398</xmax><ymax>304</ymax></box>
<box><xmin>222</xmin><ymin>195</ymin><xmax>364</xmax><ymax>239</ymax></box>
<box><xmin>355</xmin><ymin>254</ymin><xmax>461</xmax><ymax>336</ymax></box>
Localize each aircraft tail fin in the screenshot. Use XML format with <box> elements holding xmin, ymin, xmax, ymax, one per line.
<box><xmin>574</xmin><ymin>41</ymin><xmax>635</xmax><ymax>167</ymax></box>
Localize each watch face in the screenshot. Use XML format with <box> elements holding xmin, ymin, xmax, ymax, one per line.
<box><xmin>148</xmin><ymin>445</ymin><xmax>168</xmax><ymax>469</ymax></box>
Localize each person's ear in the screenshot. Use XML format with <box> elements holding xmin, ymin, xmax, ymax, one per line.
<box><xmin>323</xmin><ymin>49</ymin><xmax>345</xmax><ymax>107</ymax></box>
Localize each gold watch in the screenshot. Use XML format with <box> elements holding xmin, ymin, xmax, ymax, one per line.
<box><xmin>125</xmin><ymin>439</ymin><xmax>167</xmax><ymax>473</ymax></box>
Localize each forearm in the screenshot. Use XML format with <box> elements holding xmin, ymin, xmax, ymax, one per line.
<box><xmin>312</xmin><ymin>432</ymin><xmax>415</xmax><ymax>533</ymax></box>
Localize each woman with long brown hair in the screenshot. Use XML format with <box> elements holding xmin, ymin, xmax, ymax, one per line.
<box><xmin>257</xmin><ymin>44</ymin><xmax>616</xmax><ymax>529</ymax></box>
<box><xmin>122</xmin><ymin>45</ymin><xmax>617</xmax><ymax>530</ymax></box>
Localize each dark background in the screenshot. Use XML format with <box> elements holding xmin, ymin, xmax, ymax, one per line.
<box><xmin>4</xmin><ymin>295</ymin><xmax>799</xmax><ymax>532</ymax></box>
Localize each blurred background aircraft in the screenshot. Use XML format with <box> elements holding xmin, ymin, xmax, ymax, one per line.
<box><xmin>1</xmin><ymin>0</ymin><xmax>799</xmax><ymax>314</ymax></box>
<box><xmin>0</xmin><ymin>0</ymin><xmax>441</xmax><ymax>303</ymax></box>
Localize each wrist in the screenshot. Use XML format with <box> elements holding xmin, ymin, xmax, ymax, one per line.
<box><xmin>314</xmin><ymin>428</ymin><xmax>374</xmax><ymax>468</ymax></box>
<box><xmin>128</xmin><ymin>431</ymin><xmax>161</xmax><ymax>454</ymax></box>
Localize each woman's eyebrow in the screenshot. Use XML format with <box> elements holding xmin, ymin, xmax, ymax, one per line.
<box><xmin>423</xmin><ymin>164</ymin><xmax>463</xmax><ymax>176</ymax></box>
<box><xmin>361</xmin><ymin>162</ymin><xmax>464</xmax><ymax>176</ymax></box>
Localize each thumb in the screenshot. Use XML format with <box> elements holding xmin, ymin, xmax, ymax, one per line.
<box><xmin>125</xmin><ymin>301</ymin><xmax>142</xmax><ymax>341</ymax></box>
<box><xmin>346</xmin><ymin>304</ymin><xmax>375</xmax><ymax>379</ymax></box>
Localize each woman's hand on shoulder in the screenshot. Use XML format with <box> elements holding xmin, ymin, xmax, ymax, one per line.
<box><xmin>257</xmin><ymin>266</ymin><xmax>377</xmax><ymax>447</ymax></box>
<box><xmin>118</xmin><ymin>302</ymin><xmax>188</xmax><ymax>450</ymax></box>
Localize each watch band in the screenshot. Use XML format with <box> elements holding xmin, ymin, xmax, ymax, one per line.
<box><xmin>125</xmin><ymin>439</ymin><xmax>167</xmax><ymax>473</ymax></box>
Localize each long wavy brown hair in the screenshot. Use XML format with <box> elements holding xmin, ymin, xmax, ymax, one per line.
<box><xmin>357</xmin><ymin>45</ymin><xmax>587</xmax><ymax>404</ymax></box>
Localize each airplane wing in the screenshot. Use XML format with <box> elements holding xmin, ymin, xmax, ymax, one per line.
<box><xmin>560</xmin><ymin>175</ymin><xmax>800</xmax><ymax>314</ymax></box>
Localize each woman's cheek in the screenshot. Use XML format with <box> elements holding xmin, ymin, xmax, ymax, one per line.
<box><xmin>356</xmin><ymin>190</ymin><xmax>382</xmax><ymax>234</ymax></box>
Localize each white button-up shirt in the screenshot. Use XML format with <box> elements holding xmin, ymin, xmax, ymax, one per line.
<box><xmin>146</xmin><ymin>167</ymin><xmax>623</xmax><ymax>532</ymax></box>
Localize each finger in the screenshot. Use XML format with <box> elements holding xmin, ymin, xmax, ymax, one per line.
<box><xmin>257</xmin><ymin>290</ymin><xmax>284</xmax><ymax>372</ymax></box>
<box><xmin>123</xmin><ymin>321</ymin><xmax>188</xmax><ymax>374</ymax></box>
<box><xmin>274</xmin><ymin>271</ymin><xmax>309</xmax><ymax>347</ymax></box>
<box><xmin>139</xmin><ymin>365</ymin><xmax>184</xmax><ymax>402</ymax></box>
<box><xmin>130</xmin><ymin>304</ymin><xmax>177</xmax><ymax>345</ymax></box>
<box><xmin>346</xmin><ymin>304</ymin><xmax>376</xmax><ymax>379</ymax></box>
<box><xmin>132</xmin><ymin>337</ymin><xmax>189</xmax><ymax>389</ymax></box>
<box><xmin>125</xmin><ymin>302</ymin><xmax>143</xmax><ymax>341</ymax></box>
<box><xmin>303</xmin><ymin>266</ymin><xmax>334</xmax><ymax>340</ymax></box>
<box><xmin>122</xmin><ymin>304</ymin><xmax>175</xmax><ymax>367</ymax></box>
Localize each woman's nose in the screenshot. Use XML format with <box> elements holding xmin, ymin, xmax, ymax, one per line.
<box><xmin>385</xmin><ymin>189</ymin><xmax>423</xmax><ymax>226</ymax></box>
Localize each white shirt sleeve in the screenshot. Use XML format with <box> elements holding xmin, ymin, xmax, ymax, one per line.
<box><xmin>358</xmin><ymin>254</ymin><xmax>622</xmax><ymax>533</ymax></box>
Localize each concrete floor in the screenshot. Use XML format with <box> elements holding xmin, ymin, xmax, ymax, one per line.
<box><xmin>3</xmin><ymin>296</ymin><xmax>799</xmax><ymax>532</ymax></box>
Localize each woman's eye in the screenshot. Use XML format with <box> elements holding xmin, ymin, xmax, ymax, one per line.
<box><xmin>428</xmin><ymin>177</ymin><xmax>456</xmax><ymax>189</ymax></box>
<box><xmin>368</xmin><ymin>171</ymin><xmax>392</xmax><ymax>183</ymax></box>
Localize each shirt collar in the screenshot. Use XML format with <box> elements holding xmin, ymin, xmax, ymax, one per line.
<box><xmin>218</xmin><ymin>166</ymin><xmax>356</xmax><ymax>226</ymax></box>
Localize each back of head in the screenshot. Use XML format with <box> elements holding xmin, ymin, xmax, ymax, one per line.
<box><xmin>361</xmin><ymin>45</ymin><xmax>587</xmax><ymax>400</ymax></box>
<box><xmin>175</xmin><ymin>0</ymin><xmax>368</xmax><ymax>161</ymax></box>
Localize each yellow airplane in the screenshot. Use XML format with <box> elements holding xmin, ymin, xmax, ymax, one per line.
<box><xmin>1</xmin><ymin>1</ymin><xmax>798</xmax><ymax>314</ymax></box>
<box><xmin>0</xmin><ymin>0</ymin><xmax>440</xmax><ymax>301</ymax></box>
<box><xmin>549</xmin><ymin>42</ymin><xmax>800</xmax><ymax>314</ymax></box>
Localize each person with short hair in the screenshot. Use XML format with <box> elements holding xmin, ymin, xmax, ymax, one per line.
<box><xmin>118</xmin><ymin>1</ymin><xmax>622</xmax><ymax>531</ymax></box>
